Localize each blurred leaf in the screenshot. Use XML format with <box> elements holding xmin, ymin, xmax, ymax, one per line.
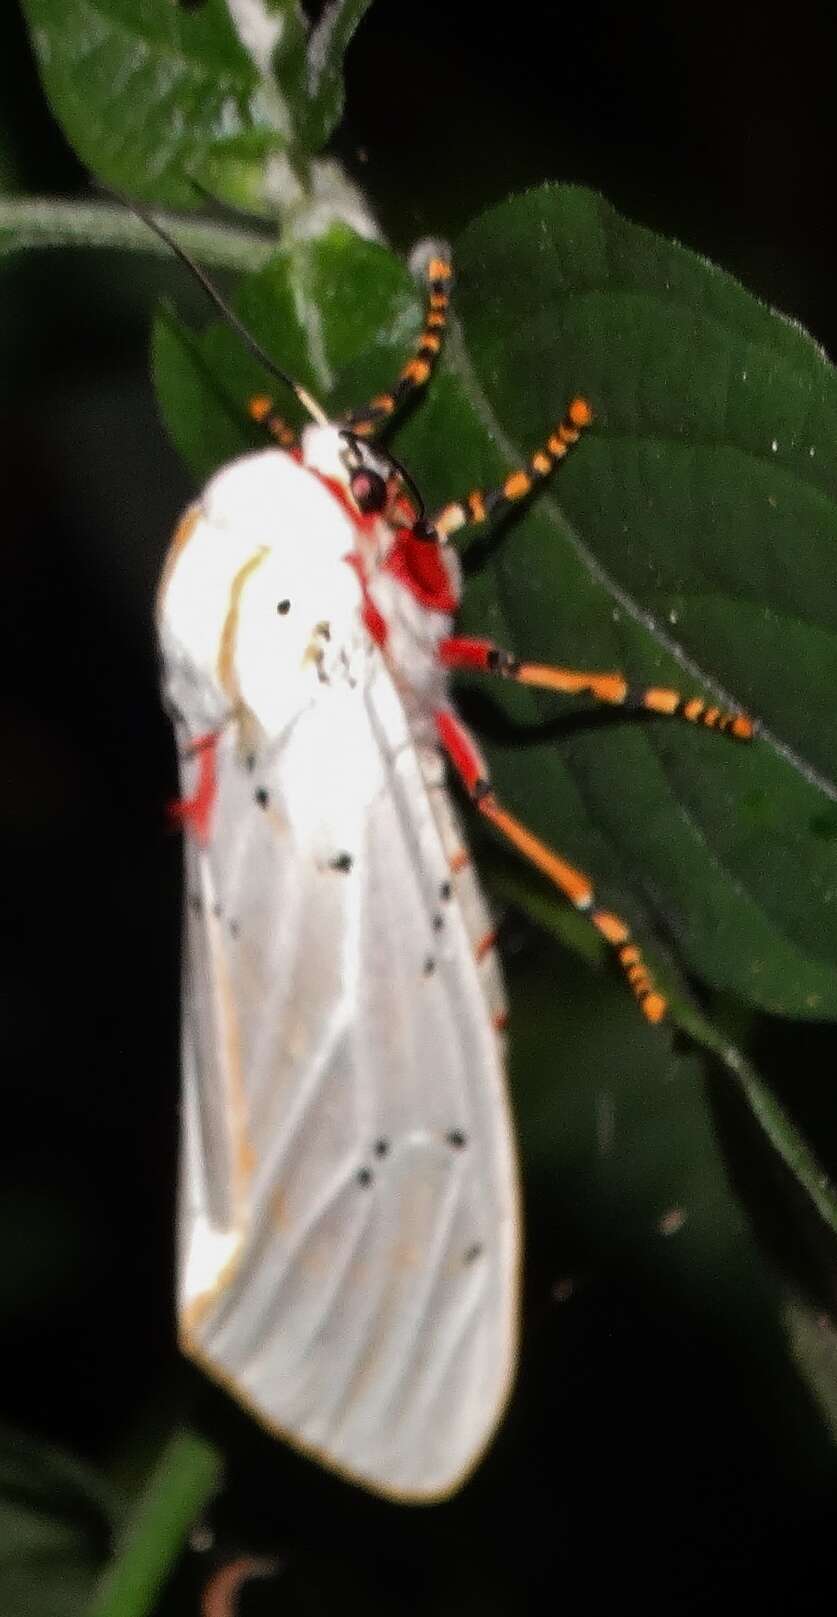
<box><xmin>488</xmin><ymin>850</ymin><xmax>837</xmax><ymax>1234</ymax></box>
<box><xmin>505</xmin><ymin>933</ymin><xmax>837</xmax><ymax>1479</ymax></box>
<box><xmin>152</xmin><ymin>185</ymin><xmax>837</xmax><ymax>1023</ymax></box>
<box><xmin>21</xmin><ymin>0</ymin><xmax>291</xmax><ymax>210</ymax></box>
<box><xmin>512</xmin><ymin>941</ymin><xmax>769</xmax><ymax>1326</ymax></box>
<box><xmin>784</xmin><ymin>1297</ymin><xmax>837</xmax><ymax>1443</ymax></box>
<box><xmin>0</xmin><ymin>1426</ymin><xmax>115</xmax><ymax>1617</ymax></box>
<box><xmin>20</xmin><ymin>0</ymin><xmax>374</xmax><ymax>213</ymax></box>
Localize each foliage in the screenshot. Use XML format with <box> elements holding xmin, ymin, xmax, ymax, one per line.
<box><xmin>3</xmin><ymin>0</ymin><xmax>836</xmax><ymax>1612</ymax></box>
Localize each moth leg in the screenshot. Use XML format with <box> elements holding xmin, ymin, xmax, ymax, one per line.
<box><xmin>435</xmin><ymin>706</ymin><xmax>667</xmax><ymax>1023</ymax></box>
<box><xmin>247</xmin><ymin>395</ymin><xmax>298</xmax><ymax>449</ymax></box>
<box><xmin>434</xmin><ymin>397</ymin><xmax>594</xmax><ymax>539</ymax></box>
<box><xmin>200</xmin><ymin>1556</ymin><xmax>282</xmax><ymax>1617</ymax></box>
<box><xmin>343</xmin><ymin>253</ymin><xmax>453</xmax><ymax>437</ymax></box>
<box><xmin>169</xmin><ymin>729</ymin><xmax>220</xmax><ymax>845</ymax></box>
<box><xmin>439</xmin><ymin>636</ymin><xmax>755</xmax><ymax>741</ymax></box>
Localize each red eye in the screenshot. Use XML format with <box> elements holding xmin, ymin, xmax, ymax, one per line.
<box><xmin>350</xmin><ymin>469</ymin><xmax>388</xmax><ymax>514</ymax></box>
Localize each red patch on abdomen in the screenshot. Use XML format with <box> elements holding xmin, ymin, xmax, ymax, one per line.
<box><xmin>169</xmin><ymin>731</ymin><xmax>219</xmax><ymax>845</ymax></box>
<box><xmin>344</xmin><ymin>552</ymin><xmax>388</xmax><ymax>646</ymax></box>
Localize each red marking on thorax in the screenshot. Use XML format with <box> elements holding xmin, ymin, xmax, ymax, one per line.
<box><xmin>169</xmin><ymin>731</ymin><xmax>218</xmax><ymax>845</ymax></box>
<box><xmin>390</xmin><ymin>493</ymin><xmax>418</xmax><ymax>525</ymax></box>
<box><xmin>308</xmin><ymin>468</ymin><xmax>378</xmax><ymax>535</ymax></box>
<box><xmin>385</xmin><ymin>528</ymin><xmax>457</xmax><ymax>615</ymax></box>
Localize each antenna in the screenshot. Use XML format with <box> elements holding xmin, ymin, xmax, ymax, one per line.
<box><xmin>118</xmin><ymin>192</ymin><xmax>329</xmax><ymax>426</ymax></box>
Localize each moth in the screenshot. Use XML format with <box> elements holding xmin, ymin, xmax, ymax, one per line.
<box><xmin>156</xmin><ymin>242</ymin><xmax>752</xmax><ymax>1501</ymax></box>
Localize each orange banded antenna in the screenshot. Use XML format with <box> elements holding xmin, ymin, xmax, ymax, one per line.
<box><xmin>346</xmin><ymin>255</ymin><xmax>454</xmax><ymax>437</ymax></box>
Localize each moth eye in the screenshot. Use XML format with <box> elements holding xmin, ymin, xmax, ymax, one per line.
<box><xmin>350</xmin><ymin>468</ymin><xmax>388</xmax><ymax>514</ymax></box>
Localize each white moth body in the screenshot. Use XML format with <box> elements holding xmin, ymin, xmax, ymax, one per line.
<box><xmin>158</xmin><ymin>427</ymin><xmax>520</xmax><ymax>1501</ymax></box>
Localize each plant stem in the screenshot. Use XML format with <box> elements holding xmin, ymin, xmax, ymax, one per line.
<box><xmin>0</xmin><ymin>198</ymin><xmax>273</xmax><ymax>274</ymax></box>
<box><xmin>88</xmin><ymin>1429</ymin><xmax>223</xmax><ymax>1617</ymax></box>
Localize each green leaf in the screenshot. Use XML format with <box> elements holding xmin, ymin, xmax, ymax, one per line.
<box><xmin>20</xmin><ymin>0</ymin><xmax>374</xmax><ymax>213</ymax></box>
<box><xmin>0</xmin><ymin>1427</ymin><xmax>116</xmax><ymax>1617</ymax></box>
<box><xmin>151</xmin><ymin>186</ymin><xmax>837</xmax><ymax>1020</ymax></box>
<box><xmin>151</xmin><ymin>222</ymin><xmax>419</xmax><ymax>478</ymax></box>
<box><xmin>416</xmin><ymin>187</ymin><xmax>837</xmax><ymax>1019</ymax></box>
<box><xmin>20</xmin><ymin>0</ymin><xmax>290</xmax><ymax>210</ymax></box>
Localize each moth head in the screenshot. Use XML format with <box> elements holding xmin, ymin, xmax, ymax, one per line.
<box><xmin>298</xmin><ymin>423</ymin><xmax>387</xmax><ymax>509</ymax></box>
<box><xmin>338</xmin><ymin>431</ymin><xmax>393</xmax><ymax>515</ymax></box>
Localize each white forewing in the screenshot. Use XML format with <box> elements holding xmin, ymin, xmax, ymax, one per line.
<box><xmin>160</xmin><ymin>448</ymin><xmax>360</xmax><ymax>733</ymax></box>
<box><xmin>161</xmin><ymin>446</ymin><xmax>520</xmax><ymax>1501</ymax></box>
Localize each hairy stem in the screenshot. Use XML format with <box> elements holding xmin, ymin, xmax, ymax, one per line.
<box><xmin>0</xmin><ymin>197</ymin><xmax>273</xmax><ymax>273</ymax></box>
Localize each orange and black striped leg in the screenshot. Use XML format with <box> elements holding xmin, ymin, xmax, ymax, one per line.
<box><xmin>248</xmin><ymin>394</ymin><xmax>298</xmax><ymax>449</ymax></box>
<box><xmin>343</xmin><ymin>254</ymin><xmax>453</xmax><ymax>437</ymax></box>
<box><xmin>435</xmin><ymin>708</ymin><xmax>668</xmax><ymax>1023</ymax></box>
<box><xmin>434</xmin><ymin>397</ymin><xmax>594</xmax><ymax>538</ymax></box>
<box><xmin>438</xmin><ymin>637</ymin><xmax>756</xmax><ymax>741</ymax></box>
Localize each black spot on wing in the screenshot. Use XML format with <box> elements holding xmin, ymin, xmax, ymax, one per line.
<box><xmin>329</xmin><ymin>851</ymin><xmax>354</xmax><ymax>873</ymax></box>
<box><xmin>356</xmin><ymin>1167</ymin><xmax>374</xmax><ymax>1188</ymax></box>
<box><xmin>277</xmin><ymin>598</ymin><xmax>291</xmax><ymax>614</ymax></box>
<box><xmin>446</xmin><ymin>1129</ymin><xmax>467</xmax><ymax>1149</ymax></box>
<box><xmin>255</xmin><ymin>787</ymin><xmax>269</xmax><ymax>808</ymax></box>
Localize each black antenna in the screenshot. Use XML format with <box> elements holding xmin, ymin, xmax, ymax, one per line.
<box><xmin>115</xmin><ymin>191</ymin><xmax>328</xmax><ymax>426</ymax></box>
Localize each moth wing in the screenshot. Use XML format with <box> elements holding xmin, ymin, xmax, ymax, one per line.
<box><xmin>178</xmin><ymin>658</ymin><xmax>520</xmax><ymax>1502</ymax></box>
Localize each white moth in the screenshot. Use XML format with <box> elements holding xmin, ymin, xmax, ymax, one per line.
<box><xmin>157</xmin><ymin>240</ymin><xmax>749</xmax><ymax>1502</ymax></box>
<box><xmin>157</xmin><ymin>284</ymin><xmax>521</xmax><ymax>1499</ymax></box>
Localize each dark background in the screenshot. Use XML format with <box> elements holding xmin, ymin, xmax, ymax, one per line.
<box><xmin>1</xmin><ymin>2</ymin><xmax>836</xmax><ymax>1611</ymax></box>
